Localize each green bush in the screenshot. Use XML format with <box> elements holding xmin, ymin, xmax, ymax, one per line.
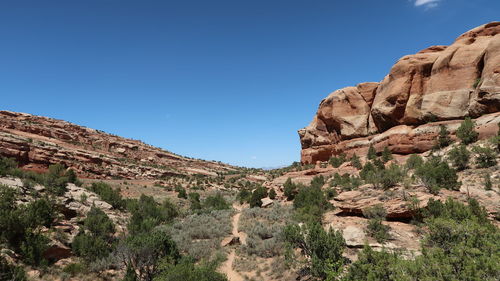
<box><xmin>330</xmin><ymin>173</ymin><xmax>361</xmax><ymax>191</ymax></box>
<box><xmin>72</xmin><ymin>207</ymin><xmax>115</xmax><ymax>261</ymax></box>
<box><xmin>350</xmin><ymin>153</ymin><xmax>362</xmax><ymax>169</ymax></box>
<box><xmin>456</xmin><ymin>117</ymin><xmax>478</xmax><ymax>145</ymax></box>
<box><xmin>344</xmin><ymin>199</ymin><xmax>500</xmax><ymax>281</ymax></box>
<box><xmin>472</xmin><ymin>145</ymin><xmax>497</xmax><ymax>168</ymax></box>
<box><xmin>118</xmin><ymin>229</ymin><xmax>181</xmax><ymax>281</ymax></box>
<box><xmin>203</xmin><ymin>193</ymin><xmax>230</xmax><ymax>210</ymax></box>
<box><xmin>415</xmin><ymin>157</ymin><xmax>460</xmax><ymax>194</ymax></box>
<box><xmin>448</xmin><ymin>144</ymin><xmax>470</xmax><ymax>171</ymax></box>
<box><xmin>175</xmin><ymin>185</ymin><xmax>187</xmax><ymax>199</ymax></box>
<box><xmin>329</xmin><ymin>153</ymin><xmax>347</xmax><ymax>168</ymax></box>
<box><xmin>154</xmin><ymin>257</ymin><xmax>227</xmax><ymax>281</ymax></box>
<box><xmin>381</xmin><ymin>147</ymin><xmax>393</xmax><ymax>163</ymax></box>
<box><xmin>283</xmin><ymin>178</ymin><xmax>297</xmax><ymax>201</ymax></box>
<box><xmin>268</xmin><ymin>188</ymin><xmax>277</xmax><ymax>200</ymax></box>
<box><xmin>236</xmin><ymin>188</ymin><xmax>252</xmax><ymax>204</ymax></box>
<box><xmin>367</xmin><ymin>144</ymin><xmax>377</xmax><ymax>160</ymax></box>
<box><xmin>435</xmin><ymin>124</ymin><xmax>452</xmax><ymax>148</ymax></box>
<box><xmin>363</xmin><ymin>205</ymin><xmax>390</xmax><ymax>243</ymax></box>
<box><xmin>0</xmin><ymin>157</ymin><xmax>17</xmax><ymax>176</ymax></box>
<box><xmin>293</xmin><ymin>184</ymin><xmax>330</xmax><ymax>223</ymax></box>
<box><xmin>188</xmin><ymin>192</ymin><xmax>202</xmax><ymax>211</ymax></box>
<box><xmin>284</xmin><ymin>223</ymin><xmax>346</xmax><ymax>279</ymax></box>
<box><xmin>127</xmin><ymin>195</ymin><xmax>179</xmax><ymax>235</ymax></box>
<box><xmin>88</xmin><ymin>182</ymin><xmax>125</xmax><ymax>209</ymax></box>
<box><xmin>405</xmin><ymin>154</ymin><xmax>424</xmax><ymax>170</ymax></box>
<box><xmin>20</xmin><ymin>232</ymin><xmax>49</xmax><ymax>266</ymax></box>
<box><xmin>249</xmin><ymin>186</ymin><xmax>268</xmax><ymax>208</ymax></box>
<box><xmin>62</xmin><ymin>263</ymin><xmax>85</xmax><ymax>276</ymax></box>
<box><xmin>0</xmin><ymin>255</ymin><xmax>27</xmax><ymax>281</ymax></box>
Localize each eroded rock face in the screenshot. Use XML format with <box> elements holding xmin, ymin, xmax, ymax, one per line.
<box><xmin>300</xmin><ymin>22</ymin><xmax>500</xmax><ymax>163</ymax></box>
<box><xmin>0</xmin><ymin>111</ymin><xmax>237</xmax><ymax>179</ymax></box>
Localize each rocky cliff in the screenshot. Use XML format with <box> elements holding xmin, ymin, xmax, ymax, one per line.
<box><xmin>299</xmin><ymin>22</ymin><xmax>500</xmax><ymax>164</ymax></box>
<box><xmin>0</xmin><ymin>111</ymin><xmax>236</xmax><ymax>179</ymax></box>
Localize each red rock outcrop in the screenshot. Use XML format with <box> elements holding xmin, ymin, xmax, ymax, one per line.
<box><xmin>0</xmin><ymin>111</ymin><xmax>236</xmax><ymax>179</ymax></box>
<box><xmin>300</xmin><ymin>22</ymin><xmax>500</xmax><ymax>163</ymax></box>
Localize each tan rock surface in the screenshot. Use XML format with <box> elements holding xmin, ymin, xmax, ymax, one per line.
<box><xmin>300</xmin><ymin>22</ymin><xmax>500</xmax><ymax>164</ymax></box>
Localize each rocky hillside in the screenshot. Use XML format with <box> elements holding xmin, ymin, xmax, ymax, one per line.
<box><xmin>0</xmin><ymin>111</ymin><xmax>237</xmax><ymax>179</ymax></box>
<box><xmin>299</xmin><ymin>22</ymin><xmax>500</xmax><ymax>164</ymax></box>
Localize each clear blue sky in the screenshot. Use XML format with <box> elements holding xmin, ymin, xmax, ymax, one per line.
<box><xmin>1</xmin><ymin>0</ymin><xmax>498</xmax><ymax>168</ymax></box>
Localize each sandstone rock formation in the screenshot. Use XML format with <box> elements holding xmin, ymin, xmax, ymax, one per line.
<box><xmin>300</xmin><ymin>22</ymin><xmax>500</xmax><ymax>163</ymax></box>
<box><xmin>0</xmin><ymin>111</ymin><xmax>236</xmax><ymax>179</ymax></box>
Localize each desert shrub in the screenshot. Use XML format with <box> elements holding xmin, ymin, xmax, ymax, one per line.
<box><xmin>88</xmin><ymin>182</ymin><xmax>125</xmax><ymax>209</ymax></box>
<box><xmin>268</xmin><ymin>188</ymin><xmax>277</xmax><ymax>199</ymax></box>
<box><xmin>344</xmin><ymin>198</ymin><xmax>500</xmax><ymax>281</ymax></box>
<box><xmin>203</xmin><ymin>193</ymin><xmax>230</xmax><ymax>211</ymax></box>
<box><xmin>249</xmin><ymin>186</ymin><xmax>268</xmax><ymax>208</ymax></box>
<box><xmin>117</xmin><ymin>229</ymin><xmax>180</xmax><ymax>281</ymax></box>
<box><xmin>330</xmin><ymin>173</ymin><xmax>361</xmax><ymax>191</ymax></box>
<box><xmin>236</xmin><ymin>188</ymin><xmax>252</xmax><ymax>204</ymax></box>
<box><xmin>0</xmin><ymin>157</ymin><xmax>17</xmax><ymax>176</ymax></box>
<box><xmin>415</xmin><ymin>157</ymin><xmax>460</xmax><ymax>194</ymax></box>
<box><xmin>472</xmin><ymin>145</ymin><xmax>497</xmax><ymax>168</ymax></box>
<box><xmin>381</xmin><ymin>147</ymin><xmax>393</xmax><ymax>163</ymax></box>
<box><xmin>456</xmin><ymin>117</ymin><xmax>478</xmax><ymax>144</ymax></box>
<box><xmin>324</xmin><ymin>187</ymin><xmax>337</xmax><ymax>199</ymax></box>
<box><xmin>62</xmin><ymin>263</ymin><xmax>85</xmax><ymax>276</ymax></box>
<box><xmin>435</xmin><ymin>124</ymin><xmax>452</xmax><ymax>149</ymax></box>
<box><xmin>175</xmin><ymin>185</ymin><xmax>187</xmax><ymax>199</ymax></box>
<box><xmin>20</xmin><ymin>232</ymin><xmax>50</xmax><ymax>266</ymax></box>
<box><xmin>405</xmin><ymin>154</ymin><xmax>424</xmax><ymax>170</ymax></box>
<box><xmin>359</xmin><ymin>161</ymin><xmax>376</xmax><ymax>181</ymax></box>
<box><xmin>72</xmin><ymin>207</ymin><xmax>115</xmax><ymax>261</ymax></box>
<box><xmin>363</xmin><ymin>205</ymin><xmax>390</xmax><ymax>243</ymax></box>
<box><xmin>310</xmin><ymin>175</ymin><xmax>325</xmax><ymax>188</ymax></box>
<box><xmin>329</xmin><ymin>153</ymin><xmax>347</xmax><ymax>168</ymax></box>
<box><xmin>188</xmin><ymin>192</ymin><xmax>202</xmax><ymax>211</ymax></box>
<box><xmin>284</xmin><ymin>223</ymin><xmax>346</xmax><ymax>279</ymax></box>
<box><xmin>350</xmin><ymin>153</ymin><xmax>362</xmax><ymax>169</ymax></box>
<box><xmin>154</xmin><ymin>257</ymin><xmax>227</xmax><ymax>281</ymax></box>
<box><xmin>169</xmin><ymin>210</ymin><xmax>232</xmax><ymax>261</ymax></box>
<box><xmin>127</xmin><ymin>195</ymin><xmax>179</xmax><ymax>235</ymax></box>
<box><xmin>367</xmin><ymin>144</ymin><xmax>377</xmax><ymax>160</ymax></box>
<box><xmin>283</xmin><ymin>178</ymin><xmax>297</xmax><ymax>201</ymax></box>
<box><xmin>364</xmin><ymin>163</ymin><xmax>403</xmax><ymax>189</ymax></box>
<box><xmin>245</xmin><ymin>222</ymin><xmax>284</xmax><ymax>257</ymax></box>
<box><xmin>293</xmin><ymin>184</ymin><xmax>330</xmax><ymax>223</ymax></box>
<box><xmin>0</xmin><ymin>185</ymin><xmax>52</xmax><ymax>265</ymax></box>
<box><xmin>484</xmin><ymin>174</ymin><xmax>492</xmax><ymax>190</ymax></box>
<box><xmin>448</xmin><ymin>144</ymin><xmax>470</xmax><ymax>171</ymax></box>
<box><xmin>0</xmin><ymin>255</ymin><xmax>27</xmax><ymax>281</ymax></box>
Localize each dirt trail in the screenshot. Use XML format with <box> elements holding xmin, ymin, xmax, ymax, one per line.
<box><xmin>219</xmin><ymin>204</ymin><xmax>245</xmax><ymax>281</ymax></box>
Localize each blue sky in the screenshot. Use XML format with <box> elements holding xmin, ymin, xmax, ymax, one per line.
<box><xmin>1</xmin><ymin>0</ymin><xmax>499</xmax><ymax>168</ymax></box>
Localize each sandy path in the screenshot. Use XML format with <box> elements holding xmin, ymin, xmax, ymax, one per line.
<box><xmin>219</xmin><ymin>204</ymin><xmax>245</xmax><ymax>281</ymax></box>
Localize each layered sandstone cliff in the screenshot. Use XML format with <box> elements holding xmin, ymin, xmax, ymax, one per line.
<box><xmin>299</xmin><ymin>22</ymin><xmax>500</xmax><ymax>164</ymax></box>
<box><xmin>0</xmin><ymin>111</ymin><xmax>236</xmax><ymax>179</ymax></box>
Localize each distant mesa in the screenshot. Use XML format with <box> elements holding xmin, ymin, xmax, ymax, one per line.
<box><xmin>299</xmin><ymin>22</ymin><xmax>500</xmax><ymax>164</ymax></box>
<box><xmin>0</xmin><ymin>110</ymin><xmax>236</xmax><ymax>179</ymax></box>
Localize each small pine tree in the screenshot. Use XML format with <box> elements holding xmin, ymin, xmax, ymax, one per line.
<box><xmin>350</xmin><ymin>153</ymin><xmax>362</xmax><ymax>170</ymax></box>
<box><xmin>268</xmin><ymin>188</ymin><xmax>277</xmax><ymax>200</ymax></box>
<box><xmin>448</xmin><ymin>145</ymin><xmax>470</xmax><ymax>171</ymax></box>
<box><xmin>436</xmin><ymin>125</ymin><xmax>452</xmax><ymax>148</ymax></box>
<box><xmin>367</xmin><ymin>145</ymin><xmax>377</xmax><ymax>160</ymax></box>
<box><xmin>456</xmin><ymin>117</ymin><xmax>478</xmax><ymax>145</ymax></box>
<box><xmin>381</xmin><ymin>147</ymin><xmax>393</xmax><ymax>163</ymax></box>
